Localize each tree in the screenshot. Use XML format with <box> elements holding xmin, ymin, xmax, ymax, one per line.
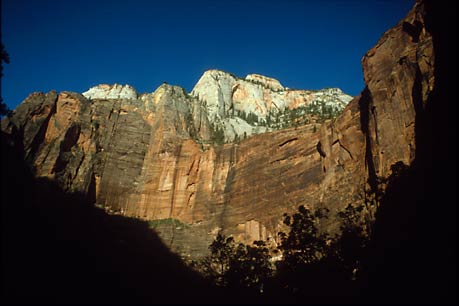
<box><xmin>238</xmin><ymin>110</ymin><xmax>247</xmax><ymax>121</ymax></box>
<box><xmin>246</xmin><ymin>112</ymin><xmax>259</xmax><ymax>125</ymax></box>
<box><xmin>332</xmin><ymin>204</ymin><xmax>369</xmax><ymax>280</ymax></box>
<box><xmin>211</xmin><ymin>125</ymin><xmax>225</xmax><ymax>145</ymax></box>
<box><xmin>266</xmin><ymin>113</ymin><xmax>272</xmax><ymax>127</ymax></box>
<box><xmin>277</xmin><ymin>206</ymin><xmax>329</xmax><ymax>269</ymax></box>
<box><xmin>0</xmin><ymin>99</ymin><xmax>10</xmax><ymax>118</ymax></box>
<box><xmin>208</xmin><ymin>233</ymin><xmax>235</xmax><ymax>286</ymax></box>
<box><xmin>1</xmin><ymin>43</ymin><xmax>12</xmax><ymax>117</ymax></box>
<box><xmin>1</xmin><ymin>43</ymin><xmax>10</xmax><ymax>76</ymax></box>
<box><xmin>193</xmin><ymin>234</ymin><xmax>273</xmax><ymax>294</ymax></box>
<box><xmin>275</xmin><ymin>205</ymin><xmax>334</xmax><ymax>297</ymax></box>
<box><xmin>226</xmin><ymin>240</ymin><xmax>273</xmax><ymax>292</ymax></box>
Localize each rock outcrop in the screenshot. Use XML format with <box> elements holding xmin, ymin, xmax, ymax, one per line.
<box><xmin>191</xmin><ymin>69</ymin><xmax>352</xmax><ymax>142</ymax></box>
<box><xmin>1</xmin><ymin>1</ymin><xmax>434</xmax><ymax>259</ymax></box>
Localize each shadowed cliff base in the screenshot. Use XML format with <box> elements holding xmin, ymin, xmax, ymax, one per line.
<box><xmin>0</xmin><ymin>130</ymin><xmax>222</xmax><ymax>304</ymax></box>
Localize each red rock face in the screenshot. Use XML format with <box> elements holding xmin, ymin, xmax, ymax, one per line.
<box><xmin>1</xmin><ymin>1</ymin><xmax>434</xmax><ymax>258</ymax></box>
<box><xmin>361</xmin><ymin>2</ymin><xmax>434</xmax><ymax>182</ymax></box>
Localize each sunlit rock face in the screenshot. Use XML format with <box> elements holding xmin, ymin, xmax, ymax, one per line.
<box><xmin>190</xmin><ymin>69</ymin><xmax>353</xmax><ymax>142</ymax></box>
<box><xmin>1</xmin><ymin>1</ymin><xmax>433</xmax><ymax>259</ymax></box>
<box><xmin>82</xmin><ymin>84</ymin><xmax>138</xmax><ymax>100</ymax></box>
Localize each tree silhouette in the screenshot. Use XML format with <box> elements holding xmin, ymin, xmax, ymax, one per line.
<box><xmin>277</xmin><ymin>206</ymin><xmax>329</xmax><ymax>269</ymax></box>
<box><xmin>332</xmin><ymin>204</ymin><xmax>369</xmax><ymax>281</ymax></box>
<box><xmin>275</xmin><ymin>206</ymin><xmax>333</xmax><ymax>299</ymax></box>
<box><xmin>190</xmin><ymin>233</ymin><xmax>235</xmax><ymax>286</ymax></box>
<box><xmin>193</xmin><ymin>234</ymin><xmax>273</xmax><ymax>295</ymax></box>
<box><xmin>209</xmin><ymin>233</ymin><xmax>235</xmax><ymax>286</ymax></box>
<box><xmin>1</xmin><ymin>43</ymin><xmax>12</xmax><ymax>117</ymax></box>
<box><xmin>226</xmin><ymin>240</ymin><xmax>273</xmax><ymax>292</ymax></box>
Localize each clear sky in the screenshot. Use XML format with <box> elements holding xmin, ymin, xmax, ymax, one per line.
<box><xmin>2</xmin><ymin>0</ymin><xmax>414</xmax><ymax>110</ymax></box>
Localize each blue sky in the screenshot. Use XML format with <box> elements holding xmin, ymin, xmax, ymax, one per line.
<box><xmin>2</xmin><ymin>0</ymin><xmax>414</xmax><ymax>110</ymax></box>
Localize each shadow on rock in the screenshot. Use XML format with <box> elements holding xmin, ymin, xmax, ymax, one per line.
<box><xmin>1</xmin><ymin>130</ymin><xmax>222</xmax><ymax>304</ymax></box>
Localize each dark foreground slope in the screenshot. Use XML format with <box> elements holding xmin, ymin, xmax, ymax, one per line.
<box><xmin>0</xmin><ymin>129</ymin><xmax>226</xmax><ymax>304</ymax></box>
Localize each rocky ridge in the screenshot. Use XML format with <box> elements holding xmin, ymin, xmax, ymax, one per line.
<box><xmin>1</xmin><ymin>1</ymin><xmax>433</xmax><ymax>259</ymax></box>
<box><xmin>79</xmin><ymin>71</ymin><xmax>353</xmax><ymax>144</ymax></box>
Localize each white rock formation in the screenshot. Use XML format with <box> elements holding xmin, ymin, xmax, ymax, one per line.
<box><xmin>190</xmin><ymin>70</ymin><xmax>238</xmax><ymax>121</ymax></box>
<box><xmin>191</xmin><ymin>70</ymin><xmax>352</xmax><ymax>119</ymax></box>
<box><xmin>190</xmin><ymin>69</ymin><xmax>354</xmax><ymax>141</ymax></box>
<box><xmin>82</xmin><ymin>84</ymin><xmax>138</xmax><ymax>100</ymax></box>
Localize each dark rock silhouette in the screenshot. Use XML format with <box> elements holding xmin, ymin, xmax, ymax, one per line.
<box><xmin>361</xmin><ymin>0</ymin><xmax>456</xmax><ymax>303</ymax></box>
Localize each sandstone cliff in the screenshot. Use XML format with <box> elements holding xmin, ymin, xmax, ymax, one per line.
<box><xmin>1</xmin><ymin>1</ymin><xmax>433</xmax><ymax>258</ymax></box>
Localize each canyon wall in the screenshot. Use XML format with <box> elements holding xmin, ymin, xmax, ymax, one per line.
<box><xmin>1</xmin><ymin>1</ymin><xmax>433</xmax><ymax>258</ymax></box>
